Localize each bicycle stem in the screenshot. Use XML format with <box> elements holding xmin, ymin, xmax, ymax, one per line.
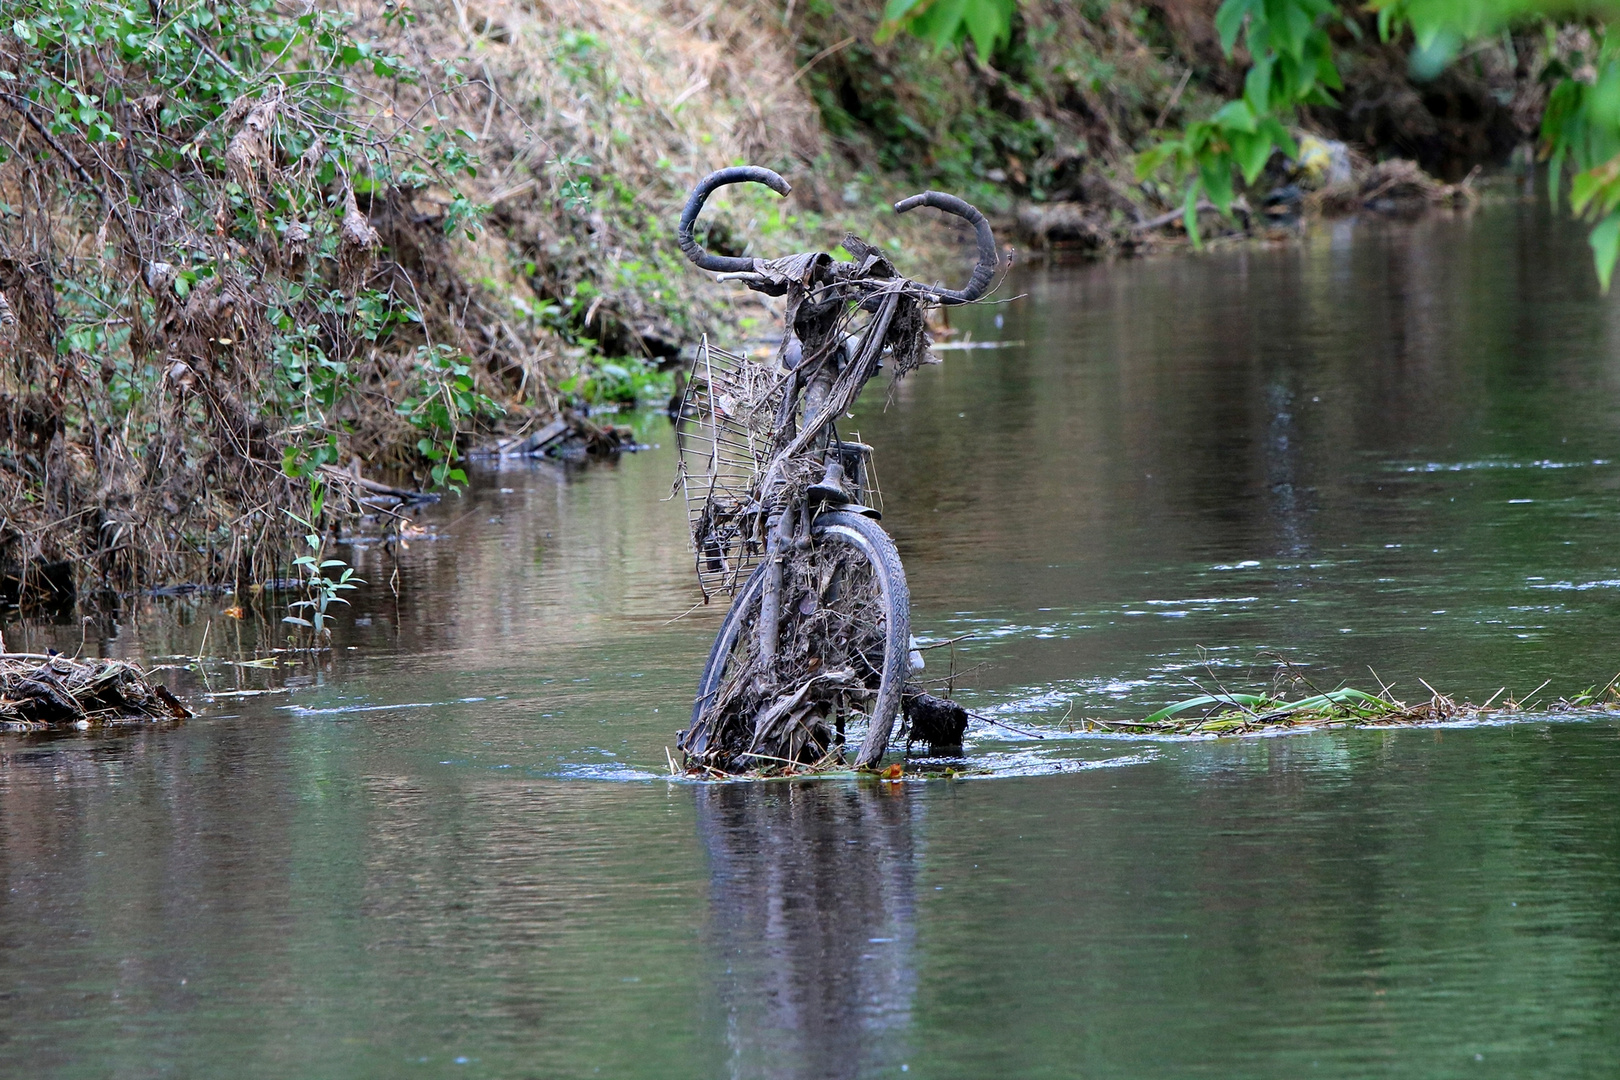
<box><xmin>770</xmin><ymin>292</ymin><xmax>899</xmax><ymax>471</ymax></box>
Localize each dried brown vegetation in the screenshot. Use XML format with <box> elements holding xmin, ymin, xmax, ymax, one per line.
<box><xmin>0</xmin><ymin>0</ymin><xmax>871</xmax><ymax>602</ymax></box>
<box><xmin>0</xmin><ymin>650</ymin><xmax>189</xmax><ymax>731</ymax></box>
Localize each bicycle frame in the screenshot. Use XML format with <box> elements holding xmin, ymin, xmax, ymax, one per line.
<box><xmin>676</xmin><ymin>165</ymin><xmax>999</xmax><ymax>768</ymax></box>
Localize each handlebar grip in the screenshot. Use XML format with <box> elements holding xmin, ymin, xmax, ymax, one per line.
<box><xmin>679</xmin><ymin>167</ymin><xmax>791</xmax><ymax>273</ymax></box>
<box><xmin>893</xmin><ymin>190</ymin><xmax>999</xmax><ymax>304</ymax></box>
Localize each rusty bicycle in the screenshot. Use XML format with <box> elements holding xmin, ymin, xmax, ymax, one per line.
<box><xmin>673</xmin><ymin>166</ymin><xmax>998</xmax><ymax>773</ymax></box>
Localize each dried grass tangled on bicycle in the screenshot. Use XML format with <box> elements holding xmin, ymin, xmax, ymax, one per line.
<box><xmin>678</xmin><ymin>250</ymin><xmax>933</xmax><ymax>574</ymax></box>
<box><xmin>696</xmin><ymin>541</ymin><xmax>895</xmax><ymax>773</ymax></box>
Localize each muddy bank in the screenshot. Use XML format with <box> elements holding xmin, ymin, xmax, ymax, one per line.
<box><xmin>1013</xmin><ymin>149</ymin><xmax>1484</xmax><ymax>257</ymax></box>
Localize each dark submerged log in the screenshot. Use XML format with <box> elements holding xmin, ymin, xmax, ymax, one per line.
<box><xmin>903</xmin><ymin>690</ymin><xmax>968</xmax><ymax>752</ymax></box>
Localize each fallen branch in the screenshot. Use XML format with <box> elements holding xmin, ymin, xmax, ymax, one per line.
<box><xmin>318</xmin><ymin>464</ymin><xmax>440</xmax><ymax>505</ymax></box>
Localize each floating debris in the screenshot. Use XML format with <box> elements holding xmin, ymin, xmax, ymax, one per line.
<box><xmin>903</xmin><ymin>691</ymin><xmax>968</xmax><ymax>749</ymax></box>
<box><xmin>469</xmin><ymin>408</ymin><xmax>637</xmax><ymax>460</ymax></box>
<box><xmin>1</xmin><ymin>653</ymin><xmax>191</xmax><ymax>731</ymax></box>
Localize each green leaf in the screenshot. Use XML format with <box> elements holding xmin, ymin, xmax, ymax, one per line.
<box><xmin>1571</xmin><ymin>169</ymin><xmax>1602</xmax><ymax>216</ymax></box>
<box><xmin>1409</xmin><ymin>27</ymin><xmax>1462</xmax><ymax>82</ymax></box>
<box><xmin>1200</xmin><ymin>159</ymin><xmax>1234</xmax><ymax>213</ymax></box>
<box><xmin>1214</xmin><ymin>0</ymin><xmax>1249</xmax><ymax>55</ymax></box>
<box><xmin>1591</xmin><ymin>213</ymin><xmax>1620</xmax><ymax>294</ymax></box>
<box><xmin>1316</xmin><ymin>50</ymin><xmax>1343</xmax><ymax>92</ymax></box>
<box><xmin>962</xmin><ymin>0</ymin><xmax>1011</xmax><ymax>58</ymax></box>
<box><xmin>921</xmin><ymin>0</ymin><xmax>970</xmax><ymax>51</ymax></box>
<box><xmin>1258</xmin><ymin>116</ymin><xmax>1298</xmax><ymax>159</ymax></box>
<box><xmin>1183</xmin><ymin>179</ymin><xmax>1202</xmax><ymax>248</ymax></box>
<box><xmin>1230</xmin><ymin>131</ymin><xmax>1274</xmax><ymax>184</ymax></box>
<box><xmin>1282</xmin><ymin>1</ymin><xmax>1314</xmax><ymax>58</ymax></box>
<box><xmin>1209</xmin><ymin>99</ymin><xmax>1257</xmax><ymax>134</ymax></box>
<box><xmin>1142</xmin><ymin>693</ymin><xmax>1271</xmax><ymax>725</ymax></box>
<box><xmin>1273</xmin><ymin>689</ymin><xmax>1389</xmax><ymax>716</ymax></box>
<box><xmin>1244</xmin><ymin>56</ymin><xmax>1274</xmax><ymax>115</ymax></box>
<box><xmin>1135</xmin><ymin>141</ymin><xmax>1176</xmax><ymax>179</ymax></box>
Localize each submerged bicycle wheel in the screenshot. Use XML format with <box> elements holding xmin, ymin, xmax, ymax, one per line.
<box><xmin>681</xmin><ymin>511</ymin><xmax>911</xmax><ymax>772</ymax></box>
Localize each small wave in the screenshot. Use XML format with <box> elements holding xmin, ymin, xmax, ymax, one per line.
<box><xmin>1529</xmin><ymin>579</ymin><xmax>1620</xmax><ymax>591</ymax></box>
<box><xmin>283</xmin><ymin>701</ymin><xmax>439</xmax><ymax>716</ymax></box>
<box><xmin>1394</xmin><ymin>458</ymin><xmax>1611</xmax><ymax>474</ymax></box>
<box><xmin>553</xmin><ymin>762</ymin><xmax>666</xmax><ymax>782</ymax></box>
<box><xmin>1141</xmin><ymin>596</ymin><xmax>1259</xmax><ymax>607</ymax></box>
<box><xmin>958</xmin><ymin>748</ymin><xmax>1159</xmax><ymax>779</ymax></box>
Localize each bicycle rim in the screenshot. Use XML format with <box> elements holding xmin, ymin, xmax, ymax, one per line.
<box><xmin>681</xmin><ymin>511</ymin><xmax>910</xmax><ymax>772</ymax></box>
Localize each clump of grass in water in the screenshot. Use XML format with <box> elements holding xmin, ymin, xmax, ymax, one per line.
<box><xmin>1084</xmin><ymin>665</ymin><xmax>1620</xmax><ymax>737</ymax></box>
<box><xmin>1086</xmin><ymin>686</ymin><xmax>1464</xmax><ymax>735</ymax></box>
<box><xmin>669</xmin><ymin>661</ymin><xmax>1620</xmax><ymax>777</ymax></box>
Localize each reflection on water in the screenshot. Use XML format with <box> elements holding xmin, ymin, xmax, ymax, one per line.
<box><xmin>699</xmin><ymin>784</ymin><xmax>918</xmax><ymax>1079</ymax></box>
<box><xmin>6</xmin><ymin>204</ymin><xmax>1620</xmax><ymax>1075</ymax></box>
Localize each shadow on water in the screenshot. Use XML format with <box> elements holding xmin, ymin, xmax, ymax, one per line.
<box><xmin>698</xmin><ymin>782</ymin><xmax>919</xmax><ymax>1079</ymax></box>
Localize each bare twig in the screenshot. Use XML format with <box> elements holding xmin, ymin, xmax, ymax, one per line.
<box><xmin>1153</xmin><ymin>67</ymin><xmax>1193</xmax><ymax>129</ymax></box>
<box><xmin>964</xmin><ymin>709</ymin><xmax>1045</xmax><ymax>739</ymax></box>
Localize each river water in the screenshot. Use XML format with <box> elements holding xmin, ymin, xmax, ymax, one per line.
<box><xmin>5</xmin><ymin>203</ymin><xmax>1620</xmax><ymax>1077</ymax></box>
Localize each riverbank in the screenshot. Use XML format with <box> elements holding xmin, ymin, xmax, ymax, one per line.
<box><xmin>1</xmin><ymin>0</ymin><xmax>1550</xmax><ymax>609</ymax></box>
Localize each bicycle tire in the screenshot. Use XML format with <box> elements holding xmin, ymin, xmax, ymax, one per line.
<box><xmin>683</xmin><ymin>510</ymin><xmax>911</xmax><ymax>771</ymax></box>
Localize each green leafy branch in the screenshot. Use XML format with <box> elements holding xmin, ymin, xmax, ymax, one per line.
<box><xmin>396</xmin><ymin>344</ymin><xmax>504</xmax><ymax>492</ymax></box>
<box><xmin>282</xmin><ymin>504</ymin><xmax>362</xmax><ymax>646</ymax></box>
<box><xmin>1540</xmin><ymin>30</ymin><xmax>1620</xmax><ymax>288</ymax></box>
<box><xmin>882</xmin><ymin>0</ymin><xmax>1620</xmax><ymax>289</ymax></box>
<box><xmin>876</xmin><ymin>0</ymin><xmax>1020</xmax><ymax>59</ymax></box>
<box><xmin>1136</xmin><ymin>0</ymin><xmax>1342</xmax><ymax>245</ymax></box>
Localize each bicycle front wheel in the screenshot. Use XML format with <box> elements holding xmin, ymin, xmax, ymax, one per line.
<box><xmin>681</xmin><ymin>510</ymin><xmax>911</xmax><ymax>772</ymax></box>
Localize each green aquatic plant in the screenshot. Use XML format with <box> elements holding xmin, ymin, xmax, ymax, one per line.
<box><xmin>282</xmin><ymin>502</ymin><xmax>361</xmax><ymax>648</ymax></box>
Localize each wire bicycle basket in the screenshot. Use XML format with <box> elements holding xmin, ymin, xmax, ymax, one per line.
<box><xmin>674</xmin><ymin>337</ymin><xmax>785</xmax><ymax>600</ymax></box>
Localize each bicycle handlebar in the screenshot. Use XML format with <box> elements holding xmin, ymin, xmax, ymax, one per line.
<box><xmin>679</xmin><ymin>168</ymin><xmax>999</xmax><ymax>305</ymax></box>
<box><xmin>678</xmin><ymin>166</ymin><xmax>791</xmax><ymax>273</ymax></box>
<box><xmin>893</xmin><ymin>191</ymin><xmax>999</xmax><ymax>304</ymax></box>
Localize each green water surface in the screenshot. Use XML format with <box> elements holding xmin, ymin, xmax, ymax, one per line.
<box><xmin>4</xmin><ymin>203</ymin><xmax>1620</xmax><ymax>1078</ymax></box>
